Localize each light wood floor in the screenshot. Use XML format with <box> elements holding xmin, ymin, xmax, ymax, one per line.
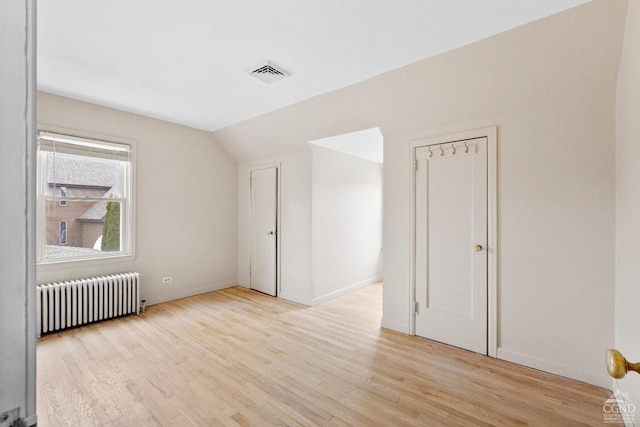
<box><xmin>37</xmin><ymin>283</ymin><xmax>610</xmax><ymax>426</ymax></box>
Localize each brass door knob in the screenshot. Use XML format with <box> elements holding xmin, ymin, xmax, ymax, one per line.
<box><xmin>474</xmin><ymin>245</ymin><xmax>483</xmax><ymax>252</ymax></box>
<box><xmin>267</xmin><ymin>230</ymin><xmax>274</xmax><ymax>236</ymax></box>
<box><xmin>606</xmin><ymin>349</ymin><xmax>640</xmax><ymax>379</ymax></box>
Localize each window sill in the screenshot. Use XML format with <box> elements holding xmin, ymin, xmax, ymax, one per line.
<box><xmin>37</xmin><ymin>253</ymin><xmax>137</xmax><ymax>271</ymax></box>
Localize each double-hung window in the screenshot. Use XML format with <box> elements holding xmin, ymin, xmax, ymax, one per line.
<box><xmin>37</xmin><ymin>131</ymin><xmax>134</xmax><ymax>263</ymax></box>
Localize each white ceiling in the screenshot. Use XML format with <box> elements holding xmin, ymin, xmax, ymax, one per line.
<box><xmin>37</xmin><ymin>0</ymin><xmax>590</xmax><ymax>133</ymax></box>
<box><xmin>310</xmin><ymin>128</ymin><xmax>384</xmax><ymax>164</ymax></box>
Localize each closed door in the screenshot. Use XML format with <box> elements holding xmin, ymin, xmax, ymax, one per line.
<box><xmin>250</xmin><ymin>167</ymin><xmax>278</xmax><ymax>296</ymax></box>
<box><xmin>414</xmin><ymin>138</ymin><xmax>487</xmax><ymax>354</ymax></box>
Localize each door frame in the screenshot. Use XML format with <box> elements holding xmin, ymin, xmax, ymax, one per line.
<box><xmin>249</xmin><ymin>163</ymin><xmax>281</xmax><ymax>296</ymax></box>
<box><xmin>0</xmin><ymin>0</ymin><xmax>37</xmax><ymax>424</ymax></box>
<box><xmin>409</xmin><ymin>126</ymin><xmax>498</xmax><ymax>357</ymax></box>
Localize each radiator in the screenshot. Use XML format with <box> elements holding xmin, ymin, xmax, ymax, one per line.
<box><xmin>37</xmin><ymin>272</ymin><xmax>140</xmax><ymax>337</ymax></box>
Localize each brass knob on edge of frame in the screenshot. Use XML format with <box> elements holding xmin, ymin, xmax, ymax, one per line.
<box><xmin>474</xmin><ymin>245</ymin><xmax>483</xmax><ymax>252</ymax></box>
<box><xmin>606</xmin><ymin>349</ymin><xmax>640</xmax><ymax>379</ymax></box>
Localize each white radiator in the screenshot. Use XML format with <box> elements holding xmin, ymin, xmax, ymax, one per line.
<box><xmin>37</xmin><ymin>272</ymin><xmax>140</xmax><ymax>337</ymax></box>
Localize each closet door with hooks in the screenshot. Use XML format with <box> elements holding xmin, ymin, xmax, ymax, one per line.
<box><xmin>414</xmin><ymin>137</ymin><xmax>487</xmax><ymax>354</ymax></box>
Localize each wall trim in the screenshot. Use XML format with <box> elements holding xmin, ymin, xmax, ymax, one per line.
<box><xmin>279</xmin><ymin>292</ymin><xmax>313</xmax><ymax>307</ymax></box>
<box><xmin>381</xmin><ymin>318</ymin><xmax>410</xmax><ymax>334</ymax></box>
<box><xmin>610</xmin><ymin>379</ymin><xmax>636</xmax><ymax>427</ymax></box>
<box><xmin>497</xmin><ymin>347</ymin><xmax>611</xmax><ymax>389</ymax></box>
<box><xmin>145</xmin><ymin>280</ymin><xmax>237</xmax><ymax>306</ymax></box>
<box><xmin>311</xmin><ymin>276</ymin><xmax>382</xmax><ymax>306</ymax></box>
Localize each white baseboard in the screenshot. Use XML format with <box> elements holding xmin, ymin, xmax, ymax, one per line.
<box><xmin>610</xmin><ymin>379</ymin><xmax>637</xmax><ymax>427</ymax></box>
<box><xmin>278</xmin><ymin>292</ymin><xmax>313</xmax><ymax>306</ymax></box>
<box><xmin>145</xmin><ymin>280</ymin><xmax>237</xmax><ymax>306</ymax></box>
<box><xmin>311</xmin><ymin>276</ymin><xmax>382</xmax><ymax>306</ymax></box>
<box><xmin>381</xmin><ymin>318</ymin><xmax>409</xmax><ymax>334</ymax></box>
<box><xmin>497</xmin><ymin>347</ymin><xmax>611</xmax><ymax>389</ymax></box>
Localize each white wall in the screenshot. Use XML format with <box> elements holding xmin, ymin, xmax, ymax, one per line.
<box><xmin>311</xmin><ymin>146</ymin><xmax>382</xmax><ymax>304</ymax></box>
<box><xmin>216</xmin><ymin>0</ymin><xmax>626</xmax><ymax>387</ymax></box>
<box><xmin>238</xmin><ymin>147</ymin><xmax>383</xmax><ymax>307</ymax></box>
<box><xmin>238</xmin><ymin>152</ymin><xmax>313</xmax><ymax>305</ymax></box>
<box><xmin>616</xmin><ymin>0</ymin><xmax>640</xmax><ymax>413</ymax></box>
<box><xmin>36</xmin><ymin>92</ymin><xmax>238</xmax><ymax>306</ymax></box>
<box><xmin>0</xmin><ymin>0</ymin><xmax>37</xmax><ymax>422</ymax></box>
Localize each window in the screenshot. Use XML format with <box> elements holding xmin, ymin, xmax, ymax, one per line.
<box><xmin>59</xmin><ymin>221</ymin><xmax>67</xmax><ymax>245</ymax></box>
<box><xmin>37</xmin><ymin>131</ymin><xmax>133</xmax><ymax>262</ymax></box>
<box><xmin>59</xmin><ymin>187</ymin><xmax>67</xmax><ymax>206</ymax></box>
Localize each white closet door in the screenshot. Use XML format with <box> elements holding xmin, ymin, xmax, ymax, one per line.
<box><xmin>415</xmin><ymin>138</ymin><xmax>487</xmax><ymax>354</ymax></box>
<box><xmin>250</xmin><ymin>167</ymin><xmax>277</xmax><ymax>296</ymax></box>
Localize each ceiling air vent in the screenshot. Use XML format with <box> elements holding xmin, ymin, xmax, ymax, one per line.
<box><xmin>247</xmin><ymin>60</ymin><xmax>291</xmax><ymax>84</ymax></box>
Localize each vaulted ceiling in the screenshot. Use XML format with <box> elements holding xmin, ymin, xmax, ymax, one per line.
<box><xmin>38</xmin><ymin>0</ymin><xmax>590</xmax><ymax>132</ymax></box>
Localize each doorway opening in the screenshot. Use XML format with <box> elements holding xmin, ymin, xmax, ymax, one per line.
<box><xmin>308</xmin><ymin>127</ymin><xmax>383</xmax><ymax>305</ymax></box>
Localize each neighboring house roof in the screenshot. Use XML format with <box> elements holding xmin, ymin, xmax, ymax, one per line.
<box><xmin>46</xmin><ymin>153</ymin><xmax>121</xmax><ymax>223</ymax></box>
<box><xmin>77</xmin><ymin>200</ymin><xmax>107</xmax><ymax>223</ymax></box>
<box><xmin>77</xmin><ymin>186</ymin><xmax>119</xmax><ymax>222</ymax></box>
<box><xmin>46</xmin><ymin>245</ymin><xmax>103</xmax><ymax>257</ymax></box>
<box><xmin>47</xmin><ymin>153</ymin><xmax>119</xmax><ymax>188</ymax></box>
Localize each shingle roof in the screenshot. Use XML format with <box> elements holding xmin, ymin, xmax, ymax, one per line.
<box><xmin>47</xmin><ymin>153</ymin><xmax>120</xmax><ymax>188</ymax></box>
<box><xmin>77</xmin><ymin>186</ymin><xmax>119</xmax><ymax>222</ymax></box>
<box><xmin>46</xmin><ymin>245</ymin><xmax>103</xmax><ymax>258</ymax></box>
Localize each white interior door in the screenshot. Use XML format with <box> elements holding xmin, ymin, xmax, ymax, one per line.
<box><xmin>415</xmin><ymin>138</ymin><xmax>487</xmax><ymax>354</ymax></box>
<box><xmin>250</xmin><ymin>167</ymin><xmax>278</xmax><ymax>296</ymax></box>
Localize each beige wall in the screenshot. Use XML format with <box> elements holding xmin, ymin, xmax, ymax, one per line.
<box><xmin>616</xmin><ymin>0</ymin><xmax>640</xmax><ymax>413</ymax></box>
<box><xmin>216</xmin><ymin>0</ymin><xmax>626</xmax><ymax>387</ymax></box>
<box><xmin>311</xmin><ymin>146</ymin><xmax>383</xmax><ymax>304</ymax></box>
<box><xmin>37</xmin><ymin>92</ymin><xmax>239</xmax><ymax>306</ymax></box>
<box><xmin>238</xmin><ymin>152</ymin><xmax>313</xmax><ymax>305</ymax></box>
<box><xmin>238</xmin><ymin>146</ymin><xmax>383</xmax><ymax>307</ymax></box>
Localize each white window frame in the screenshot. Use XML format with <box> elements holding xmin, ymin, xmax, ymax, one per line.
<box><xmin>36</xmin><ymin>130</ymin><xmax>136</xmax><ymax>264</ymax></box>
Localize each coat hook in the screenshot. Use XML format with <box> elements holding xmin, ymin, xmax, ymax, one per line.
<box><xmin>451</xmin><ymin>143</ymin><xmax>456</xmax><ymax>155</ymax></box>
<box><xmin>428</xmin><ymin>146</ymin><xmax>433</xmax><ymax>158</ymax></box>
<box><xmin>464</xmin><ymin>141</ymin><xmax>469</xmax><ymax>153</ymax></box>
<box><xmin>440</xmin><ymin>145</ymin><xmax>445</xmax><ymax>156</ymax></box>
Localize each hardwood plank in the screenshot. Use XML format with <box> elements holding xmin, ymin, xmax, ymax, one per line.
<box><xmin>37</xmin><ymin>282</ymin><xmax>610</xmax><ymax>426</ymax></box>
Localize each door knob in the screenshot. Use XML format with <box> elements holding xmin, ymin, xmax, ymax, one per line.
<box><xmin>267</xmin><ymin>230</ymin><xmax>274</xmax><ymax>236</ymax></box>
<box><xmin>606</xmin><ymin>349</ymin><xmax>640</xmax><ymax>379</ymax></box>
<box><xmin>474</xmin><ymin>245</ymin><xmax>483</xmax><ymax>252</ymax></box>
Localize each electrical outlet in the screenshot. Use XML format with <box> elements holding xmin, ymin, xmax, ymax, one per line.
<box><xmin>162</xmin><ymin>276</ymin><xmax>172</xmax><ymax>284</ymax></box>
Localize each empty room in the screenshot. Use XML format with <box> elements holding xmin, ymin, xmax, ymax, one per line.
<box><xmin>2</xmin><ymin>0</ymin><xmax>640</xmax><ymax>425</ymax></box>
